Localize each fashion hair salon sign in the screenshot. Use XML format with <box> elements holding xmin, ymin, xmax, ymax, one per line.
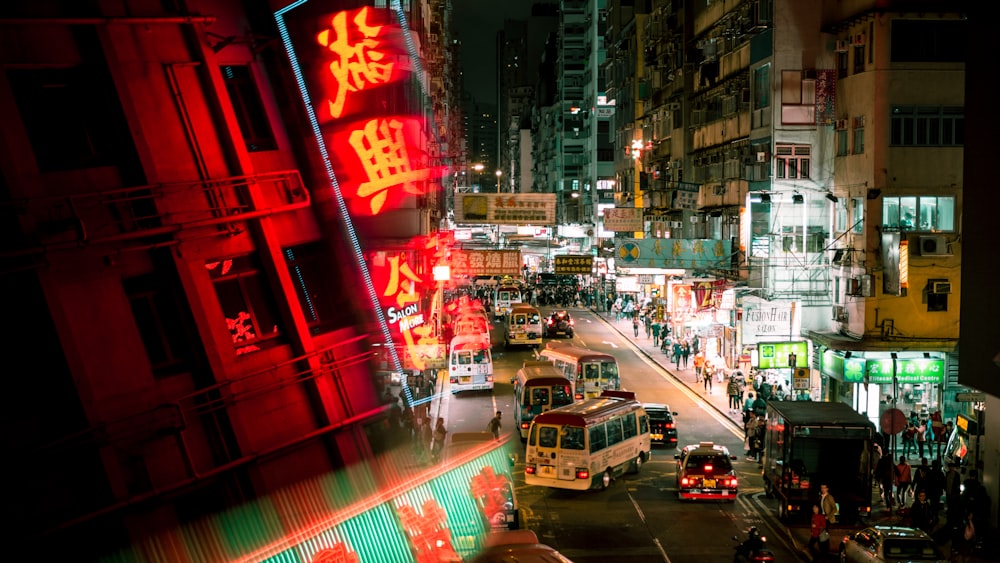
<box><xmin>740</xmin><ymin>297</ymin><xmax>800</xmax><ymax>344</ymax></box>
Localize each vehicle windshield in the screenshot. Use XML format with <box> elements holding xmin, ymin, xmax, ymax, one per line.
<box><xmin>883</xmin><ymin>539</ymin><xmax>941</xmax><ymax>559</ymax></box>
<box><xmin>560</xmin><ymin>426</ymin><xmax>585</xmax><ymax>450</ymax></box>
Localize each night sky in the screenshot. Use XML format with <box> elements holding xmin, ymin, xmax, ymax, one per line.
<box><xmin>452</xmin><ymin>0</ymin><xmax>534</xmax><ymax>102</ymax></box>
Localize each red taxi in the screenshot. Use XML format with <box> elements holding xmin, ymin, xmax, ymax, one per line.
<box><xmin>675</xmin><ymin>441</ymin><xmax>738</xmax><ymax>502</ymax></box>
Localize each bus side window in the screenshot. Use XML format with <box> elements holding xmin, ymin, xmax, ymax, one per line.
<box><xmin>528</xmin><ymin>423</ymin><xmax>537</xmax><ymax>446</ymax></box>
<box><xmin>622</xmin><ymin>413</ymin><xmax>637</xmax><ymax>440</ymax></box>
<box><xmin>639</xmin><ymin>413</ymin><xmax>649</xmax><ymax>434</ymax></box>
<box><xmin>606</xmin><ymin>418</ymin><xmax>623</xmax><ymax>446</ymax></box>
<box><xmin>589</xmin><ymin>424</ymin><xmax>607</xmax><ymax>453</ymax></box>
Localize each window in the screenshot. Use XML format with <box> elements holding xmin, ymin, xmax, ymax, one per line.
<box><xmin>882</xmin><ymin>196</ymin><xmax>955</xmax><ymax>232</ymax></box>
<box><xmin>775</xmin><ymin>145</ymin><xmax>810</xmax><ymax>179</ymax></box>
<box><xmin>622</xmin><ymin>413</ymin><xmax>637</xmax><ymax>440</ymax></box>
<box><xmin>220</xmin><ymin>65</ymin><xmax>277</xmax><ymax>152</ymax></box>
<box><xmin>8</xmin><ymin>65</ymin><xmax>136</xmax><ymax>172</ymax></box>
<box><xmin>606</xmin><ymin>418</ymin><xmax>623</xmax><ymax>446</ymax></box>
<box><xmin>837</xmin><ymin>51</ymin><xmax>848</xmax><ymax>80</ymax></box>
<box><xmin>835</xmin><ymin>200</ymin><xmax>848</xmax><ymax>232</ymax></box>
<box><xmin>890</xmin><ymin>106</ymin><xmax>964</xmax><ymax>146</ymax></box>
<box><xmin>851</xmin><ymin>197</ymin><xmax>864</xmax><ymax>233</ymax></box>
<box><xmin>853</xmin><ymin>116</ymin><xmax>865</xmax><ymax>154</ymax></box>
<box><xmin>853</xmin><ymin>44</ymin><xmax>865</xmax><ymax>74</ymax></box>
<box><xmin>589</xmin><ymin>424</ymin><xmax>607</xmax><ymax>452</ymax></box>
<box><xmin>538</xmin><ymin>426</ymin><xmax>558</xmax><ymax>448</ymax></box>
<box><xmin>753</xmin><ymin>64</ymin><xmax>770</xmax><ymax>109</ymax></box>
<box><xmin>891</xmin><ymin>20</ymin><xmax>967</xmax><ymax>63</ymax></box>
<box><xmin>561</xmin><ymin>427</ymin><xmax>585</xmax><ymax>450</ymax></box>
<box><xmin>836</xmin><ymin>129</ymin><xmax>849</xmax><ymax>156</ymax></box>
<box><xmin>531</xmin><ymin>387</ymin><xmax>550</xmax><ymax>406</ymax></box>
<box><xmin>125</xmin><ymin>271</ymin><xmax>198</xmax><ymax>379</ymax></box>
<box><xmin>208</xmin><ymin>254</ymin><xmax>286</xmax><ymax>353</ymax></box>
<box><xmin>780</xmin><ymin>70</ymin><xmax>816</xmax><ymax>125</ymax></box>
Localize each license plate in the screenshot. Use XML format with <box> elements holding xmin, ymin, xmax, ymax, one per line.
<box><xmin>540</xmin><ymin>465</ymin><xmax>555</xmax><ymax>477</ymax></box>
<box><xmin>461</xmin><ymin>376</ymin><xmax>471</xmax><ymax>383</ymax></box>
<box><xmin>703</xmin><ymin>479</ymin><xmax>716</xmax><ymax>488</ymax></box>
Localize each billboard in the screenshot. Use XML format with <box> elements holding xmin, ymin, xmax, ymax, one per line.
<box><xmin>454</xmin><ymin>193</ymin><xmax>556</xmax><ymax>225</ymax></box>
<box><xmin>614</xmin><ymin>238</ymin><xmax>733</xmax><ymax>269</ymax></box>
<box><xmin>554</xmin><ymin>255</ymin><xmax>594</xmax><ymax>274</ymax></box>
<box><xmin>602</xmin><ymin>207</ymin><xmax>644</xmax><ymax>231</ymax></box>
<box><xmin>450</xmin><ymin>250</ymin><xmax>522</xmax><ymax>276</ymax></box>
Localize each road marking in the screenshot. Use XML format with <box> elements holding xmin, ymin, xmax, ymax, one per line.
<box><xmin>601</xmin><ymin>341</ymin><xmax>619</xmax><ymax>348</ymax></box>
<box><xmin>626</xmin><ymin>487</ymin><xmax>672</xmax><ymax>562</ymax></box>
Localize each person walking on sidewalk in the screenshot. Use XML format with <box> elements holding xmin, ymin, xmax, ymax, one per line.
<box><xmin>681</xmin><ymin>341</ymin><xmax>690</xmax><ymax>368</ymax></box>
<box><xmin>727</xmin><ymin>376</ymin><xmax>742</xmax><ymax>414</ymax></box>
<box><xmin>909</xmin><ymin>489</ymin><xmax>937</xmax><ymax>535</ymax></box>
<box><xmin>693</xmin><ymin>351</ymin><xmax>705</xmax><ymax>383</ymax></box>
<box><xmin>895</xmin><ymin>455</ymin><xmax>913</xmax><ymax>506</ymax></box>
<box><xmin>632</xmin><ymin>315</ymin><xmax>640</xmax><ymax>337</ymax></box>
<box><xmin>651</xmin><ymin>321</ymin><xmax>661</xmax><ymax>347</ymax></box>
<box><xmin>742</xmin><ymin>392</ymin><xmax>755</xmax><ymax>425</ymax></box>
<box><xmin>703</xmin><ymin>363</ymin><xmax>713</xmax><ymax>392</ymax></box>
<box><xmin>820</xmin><ymin>483</ymin><xmax>838</xmax><ymax>525</ymax></box>
<box><xmin>644</xmin><ymin>314</ymin><xmax>652</xmax><ymax>338</ymax></box>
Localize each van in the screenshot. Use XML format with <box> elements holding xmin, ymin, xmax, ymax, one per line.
<box><xmin>505</xmin><ymin>304</ymin><xmax>543</xmax><ymax>348</ymax></box>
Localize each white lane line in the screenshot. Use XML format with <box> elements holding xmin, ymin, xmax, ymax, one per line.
<box><xmin>626</xmin><ymin>487</ymin><xmax>672</xmax><ymax>562</ymax></box>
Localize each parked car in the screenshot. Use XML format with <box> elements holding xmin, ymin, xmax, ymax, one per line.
<box><xmin>675</xmin><ymin>441</ymin><xmax>738</xmax><ymax>502</ymax></box>
<box><xmin>643</xmin><ymin>403</ymin><xmax>678</xmax><ymax>447</ymax></box>
<box><xmin>838</xmin><ymin>526</ymin><xmax>945</xmax><ymax>562</ymax></box>
<box><xmin>544</xmin><ymin>311</ymin><xmax>574</xmax><ymax>338</ymax></box>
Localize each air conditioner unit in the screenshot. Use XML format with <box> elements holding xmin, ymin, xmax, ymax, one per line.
<box><xmin>671</xmin><ymin>221</ymin><xmax>683</xmax><ymax>228</ymax></box>
<box><xmin>834</xmin><ymin>39</ymin><xmax>850</xmax><ymax>52</ymax></box>
<box><xmin>667</xmin><ymin>102</ymin><xmax>681</xmax><ymax>111</ymax></box>
<box><xmin>756</xmin><ymin>151</ymin><xmax>767</xmax><ymax>162</ymax></box>
<box><xmin>918</xmin><ymin>235</ymin><xmax>949</xmax><ymax>256</ymax></box>
<box><xmin>852</xmin><ymin>33</ymin><xmax>866</xmax><ymax>46</ymax></box>
<box><xmin>835</xmin><ymin>119</ymin><xmax>848</xmax><ymax>130</ymax></box>
<box><xmin>847</xmin><ymin>277</ymin><xmax>862</xmax><ymax>296</ymax></box>
<box><xmin>832</xmin><ymin>305</ymin><xmax>848</xmax><ymax>322</ymax></box>
<box><xmin>931</xmin><ymin>281</ymin><xmax>952</xmax><ymax>294</ymax></box>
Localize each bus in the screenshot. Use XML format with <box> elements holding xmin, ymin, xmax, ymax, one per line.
<box><xmin>504</xmin><ymin>303</ymin><xmax>543</xmax><ymax>348</ymax></box>
<box><xmin>493</xmin><ymin>285</ymin><xmax>523</xmax><ymax>319</ymax></box>
<box><xmin>452</xmin><ymin>309</ymin><xmax>491</xmax><ymax>347</ymax></box>
<box><xmin>448</xmin><ymin>333</ymin><xmax>494</xmax><ymax>393</ymax></box>
<box><xmin>512</xmin><ymin>361</ymin><xmax>575</xmax><ymax>441</ymax></box>
<box><xmin>524</xmin><ymin>391</ymin><xmax>651</xmax><ymax>491</ymax></box>
<box><xmin>537</xmin><ymin>342</ymin><xmax>621</xmax><ymax>400</ymax></box>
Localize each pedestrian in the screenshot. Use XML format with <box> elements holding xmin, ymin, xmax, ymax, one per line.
<box><xmin>727</xmin><ymin>376</ymin><xmax>742</xmax><ymax>414</ymax></box>
<box><xmin>924</xmin><ymin>458</ymin><xmax>946</xmax><ymax>514</ymax></box>
<box><xmin>875</xmin><ymin>450</ymin><xmax>896</xmax><ymax>509</ymax></box>
<box><xmin>672</xmin><ymin>341</ymin><xmax>682</xmax><ymax>368</ymax></box>
<box><xmin>752</xmin><ymin>393</ymin><xmax>767</xmax><ymax>417</ymax></box>
<box><xmin>431</xmin><ymin>417</ymin><xmax>447</xmax><ymax>462</ymax></box>
<box><xmin>912</xmin><ymin>456</ymin><xmax>930</xmax><ymax>496</ymax></box>
<box><xmin>902</xmin><ymin>419</ymin><xmax>917</xmax><ymax>458</ymax></box>
<box><xmin>632</xmin><ymin>315</ymin><xmax>640</xmax><ymax>337</ymax></box>
<box><xmin>417</xmin><ymin>415</ymin><xmax>433</xmax><ymax>463</ymax></box>
<box><xmin>487</xmin><ymin>410</ymin><xmax>503</xmax><ymax>440</ymax></box>
<box><xmin>894</xmin><ymin>455</ymin><xmax>912</xmax><ymax>506</ymax></box>
<box><xmin>820</xmin><ymin>483</ymin><xmax>838</xmax><ymax>525</ymax></box>
<box><xmin>909</xmin><ymin>489</ymin><xmax>937</xmax><ymax>535</ymax></box>
<box><xmin>944</xmin><ymin>462</ymin><xmax>963</xmax><ymax>527</ymax></box>
<box><xmin>808</xmin><ymin>503</ymin><xmax>830</xmax><ymax>561</ymax></box>
<box><xmin>643</xmin><ymin>313</ymin><xmax>652</xmax><ymax>338</ymax></box>
<box><xmin>703</xmin><ymin>364</ymin><xmax>713</xmax><ymax>392</ymax></box>
<box><xmin>651</xmin><ymin>321</ymin><xmax>661</xmax><ymax>347</ymax></box>
<box><xmin>744</xmin><ymin>415</ymin><xmax>760</xmax><ymax>460</ymax></box>
<box><xmin>681</xmin><ymin>342</ymin><xmax>690</xmax><ymax>368</ymax></box>
<box><xmin>693</xmin><ymin>351</ymin><xmax>705</xmax><ymax>382</ymax></box>
<box><xmin>742</xmin><ymin>392</ymin><xmax>755</xmax><ymax>425</ymax></box>
<box><xmin>915</xmin><ymin>418</ymin><xmax>928</xmax><ymax>459</ymax></box>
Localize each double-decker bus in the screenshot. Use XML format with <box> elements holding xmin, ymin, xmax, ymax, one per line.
<box><xmin>537</xmin><ymin>342</ymin><xmax>621</xmax><ymax>400</ymax></box>
<box><xmin>512</xmin><ymin>361</ymin><xmax>575</xmax><ymax>441</ymax></box>
<box><xmin>448</xmin><ymin>333</ymin><xmax>494</xmax><ymax>393</ymax></box>
<box><xmin>524</xmin><ymin>391</ymin><xmax>650</xmax><ymax>491</ymax></box>
<box><xmin>504</xmin><ymin>303</ymin><xmax>543</xmax><ymax>348</ymax></box>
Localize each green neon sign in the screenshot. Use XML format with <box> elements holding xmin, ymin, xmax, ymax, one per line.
<box><xmin>756</xmin><ymin>341</ymin><xmax>809</xmax><ymax>368</ymax></box>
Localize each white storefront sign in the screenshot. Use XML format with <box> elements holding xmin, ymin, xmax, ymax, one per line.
<box><xmin>740</xmin><ymin>297</ymin><xmax>800</xmax><ymax>344</ymax></box>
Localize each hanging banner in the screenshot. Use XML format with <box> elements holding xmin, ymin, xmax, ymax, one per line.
<box><xmin>554</xmin><ymin>255</ymin><xmax>594</xmax><ymax>274</ymax></box>
<box><xmin>602</xmin><ymin>207</ymin><xmax>644</xmax><ymax>231</ymax></box>
<box><xmin>614</xmin><ymin>238</ymin><xmax>733</xmax><ymax>269</ymax></box>
<box><xmin>454</xmin><ymin>193</ymin><xmax>556</xmax><ymax>225</ymax></box>
<box><xmin>449</xmin><ymin>250</ymin><xmax>522</xmax><ymax>276</ymax></box>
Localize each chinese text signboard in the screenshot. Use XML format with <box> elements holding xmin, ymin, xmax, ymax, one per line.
<box><xmin>850</xmin><ymin>358</ymin><xmax>945</xmax><ymax>384</ymax></box>
<box><xmin>554</xmin><ymin>255</ymin><xmax>593</xmax><ymax>275</ymax></box>
<box><xmin>614</xmin><ymin>238</ymin><xmax>733</xmax><ymax>269</ymax></box>
<box><xmin>450</xmin><ymin>250</ymin><xmax>522</xmax><ymax>276</ymax></box>
<box><xmin>454</xmin><ymin>194</ymin><xmax>556</xmax><ymax>225</ymax></box>
<box><xmin>602</xmin><ymin>207</ymin><xmax>643</xmax><ymax>232</ymax></box>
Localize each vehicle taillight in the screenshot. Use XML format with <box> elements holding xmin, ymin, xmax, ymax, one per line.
<box><xmin>664</xmin><ymin>422</ymin><xmax>675</xmax><ymax>429</ymax></box>
<box><xmin>575</xmin><ymin>469</ymin><xmax>589</xmax><ymax>480</ymax></box>
<box><xmin>450</xmin><ymin>377</ymin><xmax>458</xmax><ymax>384</ymax></box>
<box><xmin>680</xmin><ymin>477</ymin><xmax>691</xmax><ymax>486</ymax></box>
<box><xmin>486</xmin><ymin>374</ymin><xmax>494</xmax><ymax>382</ymax></box>
<box><xmin>726</xmin><ymin>477</ymin><xmax>739</xmax><ymax>487</ymax></box>
<box><xmin>525</xmin><ymin>465</ymin><xmax>536</xmax><ymax>475</ymax></box>
<box><xmin>574</xmin><ymin>393</ymin><xmax>584</xmax><ymax>400</ymax></box>
<box><xmin>520</xmin><ymin>422</ymin><xmax>530</xmax><ymax>430</ymax></box>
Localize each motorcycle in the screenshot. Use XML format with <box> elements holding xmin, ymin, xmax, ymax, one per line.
<box><xmin>732</xmin><ymin>527</ymin><xmax>776</xmax><ymax>563</ymax></box>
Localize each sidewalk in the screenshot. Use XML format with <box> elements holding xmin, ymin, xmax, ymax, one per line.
<box><xmin>593</xmin><ymin>309</ymin><xmax>996</xmax><ymax>562</ymax></box>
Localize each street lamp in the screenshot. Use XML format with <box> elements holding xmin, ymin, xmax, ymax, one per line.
<box><xmin>495</xmin><ymin>169</ymin><xmax>502</xmax><ymax>193</ymax></box>
<box><xmin>472</xmin><ymin>163</ymin><xmax>484</xmax><ymax>192</ymax></box>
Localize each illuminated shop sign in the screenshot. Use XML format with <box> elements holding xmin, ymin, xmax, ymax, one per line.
<box><xmin>614</xmin><ymin>238</ymin><xmax>733</xmax><ymax>269</ymax></box>
<box><xmin>756</xmin><ymin>341</ymin><xmax>809</xmax><ymax>369</ymax></box>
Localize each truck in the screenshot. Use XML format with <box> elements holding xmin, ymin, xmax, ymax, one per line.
<box><xmin>760</xmin><ymin>401</ymin><xmax>875</xmax><ymax>524</ymax></box>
